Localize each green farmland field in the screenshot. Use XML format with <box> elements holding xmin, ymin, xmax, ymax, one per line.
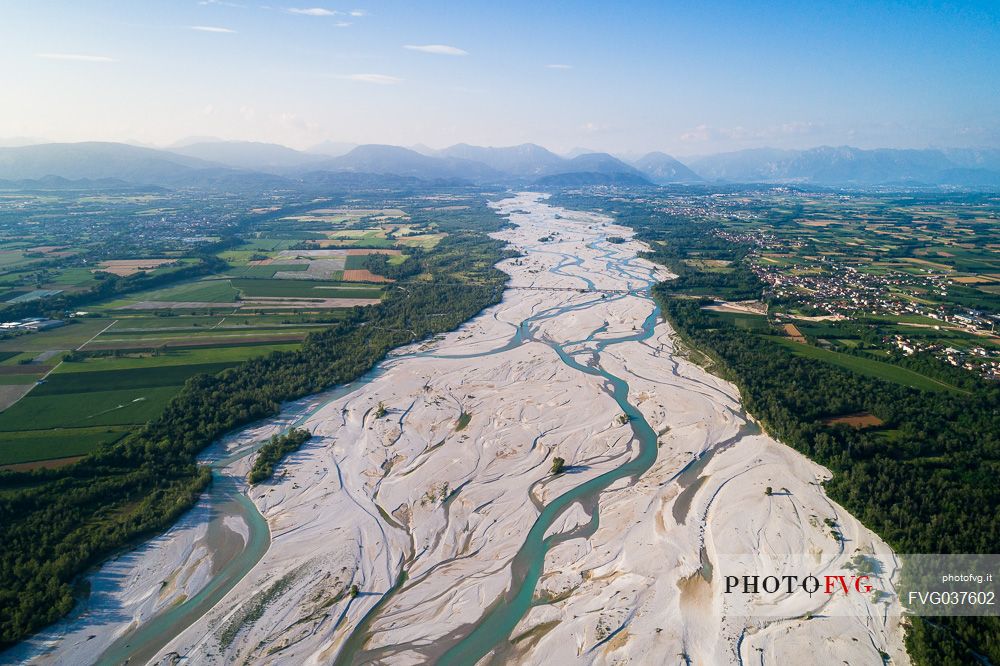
<box><xmin>34</xmin><ymin>362</ymin><xmax>236</xmax><ymax>395</ymax></box>
<box><xmin>109</xmin><ymin>315</ymin><xmax>228</xmax><ymax>330</ymax></box>
<box><xmin>150</xmin><ymin>279</ymin><xmax>239</xmax><ymax>303</ymax></box>
<box><xmin>0</xmin><ymin>386</ymin><xmax>181</xmax><ymax>431</ymax></box>
<box><xmin>704</xmin><ymin>310</ymin><xmax>772</xmax><ymax>332</ymax></box>
<box><xmin>92</xmin><ymin>326</ymin><xmax>318</xmax><ymax>342</ymax></box>
<box><xmin>0</xmin><ymin>319</ymin><xmax>111</xmax><ymax>352</ymax></box>
<box><xmin>0</xmin><ymin>427</ymin><xmax>128</xmax><ymax>466</ymax></box>
<box><xmin>232</xmin><ymin>278</ymin><xmax>383</xmax><ymax>299</ymax></box>
<box><xmin>226</xmin><ymin>264</ymin><xmax>308</xmax><ymax>279</ymax></box>
<box><xmin>50</xmin><ymin>342</ymin><xmax>301</xmax><ymax>372</ymax></box>
<box><xmin>344</xmin><ymin>254</ymin><xmax>369</xmax><ymax>270</ymax></box>
<box><xmin>771</xmin><ymin>337</ymin><xmax>965</xmax><ymax>393</ymax></box>
<box><xmin>102</xmin><ymin>279</ymin><xmax>239</xmax><ymax>307</ymax></box>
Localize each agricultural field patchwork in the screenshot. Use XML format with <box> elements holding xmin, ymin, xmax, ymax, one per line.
<box><xmin>0</xmin><ymin>189</ymin><xmax>468</xmax><ymax>468</ymax></box>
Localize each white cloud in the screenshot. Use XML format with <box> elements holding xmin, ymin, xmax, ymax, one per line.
<box><xmin>335</xmin><ymin>21</ymin><xmax>352</xmax><ymax>27</ymax></box>
<box><xmin>545</xmin><ymin>63</ymin><xmax>572</xmax><ymax>70</ymax></box>
<box><xmin>680</xmin><ymin>124</ymin><xmax>712</xmax><ymax>142</ymax></box>
<box><xmin>284</xmin><ymin>7</ymin><xmax>365</xmax><ymax>19</ymax></box>
<box><xmin>35</xmin><ymin>52</ymin><xmax>116</xmax><ymax>62</ymax></box>
<box><xmin>343</xmin><ymin>73</ymin><xmax>401</xmax><ymax>85</ymax></box>
<box><xmin>190</xmin><ymin>25</ymin><xmax>237</xmax><ymax>33</ymax></box>
<box><xmin>778</xmin><ymin>121</ymin><xmax>821</xmax><ymax>136</ymax></box>
<box><xmin>288</xmin><ymin>7</ymin><xmax>339</xmax><ymax>16</ymax></box>
<box><xmin>404</xmin><ymin>44</ymin><xmax>468</xmax><ymax>56</ymax></box>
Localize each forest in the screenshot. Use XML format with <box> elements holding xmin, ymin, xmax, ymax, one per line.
<box><xmin>0</xmin><ymin>199</ymin><xmax>513</xmax><ymax>646</ymax></box>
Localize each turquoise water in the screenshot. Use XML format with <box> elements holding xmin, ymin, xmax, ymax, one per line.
<box><xmin>95</xmin><ymin>472</ymin><xmax>270</xmax><ymax>666</ymax></box>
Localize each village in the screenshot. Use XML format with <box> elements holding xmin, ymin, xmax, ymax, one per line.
<box><xmin>726</xmin><ymin>229</ymin><xmax>1000</xmax><ymax>380</ymax></box>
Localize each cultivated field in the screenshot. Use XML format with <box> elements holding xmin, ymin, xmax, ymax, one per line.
<box><xmin>822</xmin><ymin>412</ymin><xmax>886</xmax><ymax>428</ymax></box>
<box><xmin>0</xmin><ymin>195</ymin><xmax>448</xmax><ymax>470</ymax></box>
<box><xmin>96</xmin><ymin>258</ymin><xmax>176</xmax><ymax>276</ymax></box>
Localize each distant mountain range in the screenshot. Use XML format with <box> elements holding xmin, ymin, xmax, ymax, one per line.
<box><xmin>298</xmin><ymin>143</ymin><xmax>651</xmax><ymax>184</ymax></box>
<box><xmin>0</xmin><ymin>142</ymin><xmax>289</xmax><ymax>190</ymax></box>
<box><xmin>686</xmin><ymin>146</ymin><xmax>1000</xmax><ymax>186</ymax></box>
<box><xmin>306</xmin><ymin>144</ymin><xmax>505</xmax><ymax>181</ymax></box>
<box><xmin>0</xmin><ymin>140</ymin><xmax>998</xmax><ymax>190</ymax></box>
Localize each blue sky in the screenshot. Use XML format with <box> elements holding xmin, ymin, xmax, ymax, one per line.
<box><xmin>2</xmin><ymin>0</ymin><xmax>998</xmax><ymax>154</ymax></box>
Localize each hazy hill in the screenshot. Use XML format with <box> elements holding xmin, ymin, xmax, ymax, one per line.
<box><xmin>0</xmin><ymin>175</ymin><xmax>147</xmax><ymax>191</ymax></box>
<box><xmin>302</xmin><ymin>145</ymin><xmax>647</xmax><ymax>184</ymax></box>
<box><xmin>940</xmin><ymin>148</ymin><xmax>1000</xmax><ymax>172</ymax></box>
<box><xmin>633</xmin><ymin>151</ymin><xmax>703</xmax><ymax>183</ymax></box>
<box><xmin>686</xmin><ymin>146</ymin><xmax>1000</xmax><ymax>185</ymax></box>
<box><xmin>436</xmin><ymin>145</ymin><xmax>647</xmax><ymax>181</ymax></box>
<box><xmin>0</xmin><ymin>142</ymin><xmax>216</xmax><ymax>183</ymax></box>
<box><xmin>408</xmin><ymin>143</ymin><xmax>438</xmax><ymax>156</ymax></box>
<box><xmin>684</xmin><ymin>148</ymin><xmax>796</xmax><ymax>182</ymax></box>
<box><xmin>168</xmin><ymin>141</ymin><xmax>325</xmax><ymax>171</ymax></box>
<box><xmin>0</xmin><ymin>142</ymin><xmax>296</xmax><ymax>189</ymax></box>
<box><xmin>561</xmin><ymin>152</ymin><xmax>644</xmax><ymax>177</ymax></box>
<box><xmin>307</xmin><ymin>144</ymin><xmax>504</xmax><ymax>181</ymax></box>
<box><xmin>438</xmin><ymin>143</ymin><xmax>565</xmax><ymax>177</ymax></box>
<box><xmin>786</xmin><ymin>146</ymin><xmax>951</xmax><ymax>184</ymax></box>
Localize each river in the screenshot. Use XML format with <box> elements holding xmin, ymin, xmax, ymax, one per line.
<box><xmin>7</xmin><ymin>193</ymin><xmax>907</xmax><ymax>666</ymax></box>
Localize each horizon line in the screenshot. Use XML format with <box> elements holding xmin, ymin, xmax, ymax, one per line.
<box><xmin>2</xmin><ymin>138</ymin><xmax>999</xmax><ymax>160</ymax></box>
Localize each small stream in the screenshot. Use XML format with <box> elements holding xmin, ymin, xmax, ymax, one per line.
<box><xmin>96</xmin><ymin>472</ymin><xmax>269</xmax><ymax>666</ymax></box>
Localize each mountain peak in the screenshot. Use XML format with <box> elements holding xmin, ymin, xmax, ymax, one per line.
<box><xmin>633</xmin><ymin>152</ymin><xmax>703</xmax><ymax>183</ymax></box>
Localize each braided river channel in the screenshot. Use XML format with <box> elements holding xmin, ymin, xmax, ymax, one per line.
<box><xmin>8</xmin><ymin>193</ymin><xmax>908</xmax><ymax>666</ymax></box>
